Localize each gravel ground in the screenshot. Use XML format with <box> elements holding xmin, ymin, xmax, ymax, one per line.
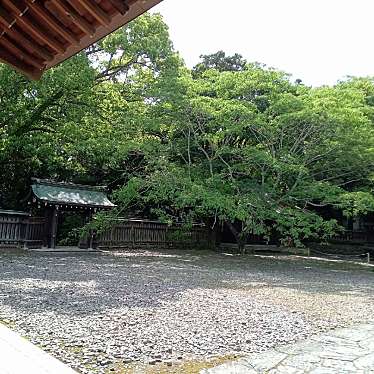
<box><xmin>0</xmin><ymin>249</ymin><xmax>374</xmax><ymax>373</ymax></box>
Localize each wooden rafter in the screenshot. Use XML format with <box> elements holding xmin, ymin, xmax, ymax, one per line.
<box><xmin>0</xmin><ymin>0</ymin><xmax>163</xmax><ymax>79</ymax></box>
<box><xmin>107</xmin><ymin>0</ymin><xmax>129</xmax><ymax>15</ymax></box>
<box><xmin>50</xmin><ymin>0</ymin><xmax>96</xmax><ymax>36</ymax></box>
<box><xmin>0</xmin><ymin>20</ymin><xmax>53</xmax><ymax>61</ymax></box>
<box><xmin>24</xmin><ymin>0</ymin><xmax>79</xmax><ymax>44</ymax></box>
<box><xmin>72</xmin><ymin>0</ymin><xmax>111</xmax><ymax>26</ymax></box>
<box><xmin>0</xmin><ymin>35</ymin><xmax>44</xmax><ymax>69</ymax></box>
<box><xmin>2</xmin><ymin>0</ymin><xmax>66</xmax><ymax>53</ymax></box>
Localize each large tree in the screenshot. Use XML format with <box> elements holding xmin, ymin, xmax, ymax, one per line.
<box><xmin>0</xmin><ymin>13</ymin><xmax>176</xmax><ymax>208</ymax></box>
<box><xmin>114</xmin><ymin>67</ymin><xmax>374</xmax><ymax>251</ymax></box>
<box><xmin>2</xmin><ymin>13</ymin><xmax>374</xmax><ymax>252</ymax></box>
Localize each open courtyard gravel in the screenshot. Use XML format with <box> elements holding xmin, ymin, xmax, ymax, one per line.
<box><xmin>0</xmin><ymin>249</ymin><xmax>374</xmax><ymax>373</ymax></box>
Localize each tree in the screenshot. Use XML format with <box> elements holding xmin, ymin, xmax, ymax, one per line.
<box><xmin>114</xmin><ymin>67</ymin><xmax>374</xmax><ymax>252</ymax></box>
<box><xmin>1</xmin><ymin>13</ymin><xmax>374</xmax><ymax>253</ymax></box>
<box><xmin>192</xmin><ymin>51</ymin><xmax>247</xmax><ymax>78</ymax></box>
<box><xmin>0</xmin><ymin>12</ymin><xmax>177</xmax><ymax>209</ymax></box>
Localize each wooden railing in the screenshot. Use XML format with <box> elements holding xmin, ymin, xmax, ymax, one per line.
<box><xmin>95</xmin><ymin>219</ymin><xmax>215</xmax><ymax>250</ymax></box>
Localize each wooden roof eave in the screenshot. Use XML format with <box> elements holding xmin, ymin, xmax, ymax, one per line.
<box><xmin>35</xmin><ymin>198</ymin><xmax>115</xmax><ymax>210</ymax></box>
<box><xmin>44</xmin><ymin>0</ymin><xmax>162</xmax><ymax>74</ymax></box>
<box><xmin>0</xmin><ymin>0</ymin><xmax>163</xmax><ymax>80</ymax></box>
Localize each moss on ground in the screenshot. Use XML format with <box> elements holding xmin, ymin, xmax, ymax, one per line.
<box><xmin>107</xmin><ymin>355</ymin><xmax>240</xmax><ymax>374</ymax></box>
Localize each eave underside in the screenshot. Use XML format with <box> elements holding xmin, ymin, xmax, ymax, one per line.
<box><xmin>0</xmin><ymin>0</ymin><xmax>162</xmax><ymax>79</ymax></box>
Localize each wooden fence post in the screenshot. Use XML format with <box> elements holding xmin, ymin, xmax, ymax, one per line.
<box><xmin>23</xmin><ymin>219</ymin><xmax>30</xmax><ymax>249</ymax></box>
<box><xmin>131</xmin><ymin>224</ymin><xmax>135</xmax><ymax>249</ymax></box>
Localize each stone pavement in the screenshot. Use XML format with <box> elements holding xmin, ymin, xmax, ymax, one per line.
<box><xmin>202</xmin><ymin>323</ymin><xmax>374</xmax><ymax>373</ymax></box>
<box><xmin>0</xmin><ymin>323</ymin><xmax>77</xmax><ymax>374</ymax></box>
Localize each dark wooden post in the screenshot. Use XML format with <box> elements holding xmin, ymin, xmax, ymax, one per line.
<box><xmin>131</xmin><ymin>223</ymin><xmax>135</xmax><ymax>249</ymax></box>
<box><xmin>50</xmin><ymin>206</ymin><xmax>58</xmax><ymax>249</ymax></box>
<box><xmin>88</xmin><ymin>210</ymin><xmax>93</xmax><ymax>249</ymax></box>
<box><xmin>23</xmin><ymin>218</ymin><xmax>30</xmax><ymax>249</ymax></box>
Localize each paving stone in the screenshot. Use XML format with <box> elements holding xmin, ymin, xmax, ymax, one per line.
<box><xmin>308</xmin><ymin>368</ymin><xmax>349</xmax><ymax>374</ymax></box>
<box><xmin>329</xmin><ymin>327</ymin><xmax>374</xmax><ymax>342</ymax></box>
<box><xmin>276</xmin><ymin>341</ymin><xmax>324</xmax><ymax>355</ymax></box>
<box><xmin>321</xmin><ymin>358</ymin><xmax>359</xmax><ymax>371</ymax></box>
<box><xmin>354</xmin><ymin>352</ymin><xmax>374</xmax><ymax>369</ymax></box>
<box><xmin>268</xmin><ymin>365</ymin><xmax>304</xmax><ymax>374</ymax></box>
<box><xmin>240</xmin><ymin>350</ymin><xmax>287</xmax><ymax>371</ymax></box>
<box><xmin>277</xmin><ymin>352</ymin><xmax>322</xmax><ymax>370</ymax></box>
<box><xmin>318</xmin><ymin>345</ymin><xmax>367</xmax><ymax>361</ymax></box>
<box><xmin>200</xmin><ymin>361</ymin><xmax>257</xmax><ymax>374</ymax></box>
<box><xmin>358</xmin><ymin>338</ymin><xmax>374</xmax><ymax>350</ymax></box>
<box><xmin>206</xmin><ymin>323</ymin><xmax>374</xmax><ymax>374</ymax></box>
<box><xmin>311</xmin><ymin>334</ymin><xmax>360</xmax><ymax>348</ymax></box>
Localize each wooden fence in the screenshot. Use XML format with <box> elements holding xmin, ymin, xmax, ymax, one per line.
<box><xmin>95</xmin><ymin>219</ymin><xmax>215</xmax><ymax>250</ymax></box>
<box><xmin>0</xmin><ymin>212</ymin><xmax>27</xmax><ymax>247</ymax></box>
<box><xmin>24</xmin><ymin>217</ymin><xmax>46</xmax><ymax>248</ymax></box>
<box><xmin>332</xmin><ymin>230</ymin><xmax>374</xmax><ymax>243</ymax></box>
<box><xmin>0</xmin><ymin>211</ymin><xmax>45</xmax><ymax>248</ymax></box>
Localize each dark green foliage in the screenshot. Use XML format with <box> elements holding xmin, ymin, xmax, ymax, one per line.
<box><xmin>1</xmin><ymin>13</ymin><xmax>374</xmax><ymax>250</ymax></box>
<box><xmin>192</xmin><ymin>51</ymin><xmax>247</xmax><ymax>78</ymax></box>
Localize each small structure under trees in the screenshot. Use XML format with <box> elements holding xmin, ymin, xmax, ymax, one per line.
<box><xmin>28</xmin><ymin>179</ymin><xmax>115</xmax><ymax>248</ymax></box>
<box><xmin>0</xmin><ymin>179</ymin><xmax>215</xmax><ymax>250</ymax></box>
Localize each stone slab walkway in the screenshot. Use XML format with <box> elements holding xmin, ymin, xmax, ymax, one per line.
<box><xmin>0</xmin><ymin>323</ymin><xmax>77</xmax><ymax>374</ymax></box>
<box><xmin>202</xmin><ymin>323</ymin><xmax>374</xmax><ymax>373</ymax></box>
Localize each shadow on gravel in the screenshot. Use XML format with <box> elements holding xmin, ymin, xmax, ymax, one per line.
<box><xmin>0</xmin><ymin>249</ymin><xmax>374</xmax><ymax>317</ymax></box>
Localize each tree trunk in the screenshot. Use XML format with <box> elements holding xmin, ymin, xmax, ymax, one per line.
<box><xmin>226</xmin><ymin>221</ymin><xmax>247</xmax><ymax>255</ymax></box>
<box><xmin>238</xmin><ymin>238</ymin><xmax>246</xmax><ymax>255</ymax></box>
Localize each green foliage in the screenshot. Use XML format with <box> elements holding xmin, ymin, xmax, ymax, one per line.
<box><xmin>1</xmin><ymin>13</ymin><xmax>374</xmax><ymax>250</ymax></box>
<box><xmin>338</xmin><ymin>192</ymin><xmax>374</xmax><ymax>217</ymax></box>
<box><xmin>0</xmin><ymin>12</ymin><xmax>176</xmax><ymax>209</ymax></box>
<box><xmin>193</xmin><ymin>51</ymin><xmax>247</xmax><ymax>78</ymax></box>
<box><xmin>115</xmin><ymin>66</ymin><xmax>374</xmax><ymax>249</ymax></box>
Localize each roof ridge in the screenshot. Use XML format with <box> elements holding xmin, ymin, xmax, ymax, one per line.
<box><xmin>31</xmin><ymin>178</ymin><xmax>107</xmax><ymax>192</ymax></box>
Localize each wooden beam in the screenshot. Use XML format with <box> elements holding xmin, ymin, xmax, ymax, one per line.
<box><xmin>50</xmin><ymin>206</ymin><xmax>58</xmax><ymax>249</ymax></box>
<box><xmin>2</xmin><ymin>0</ymin><xmax>65</xmax><ymax>53</ymax></box>
<box><xmin>72</xmin><ymin>0</ymin><xmax>111</xmax><ymax>26</ymax></box>
<box><xmin>0</xmin><ymin>49</ymin><xmax>40</xmax><ymax>79</ymax></box>
<box><xmin>50</xmin><ymin>0</ymin><xmax>96</xmax><ymax>36</ymax></box>
<box><xmin>0</xmin><ymin>21</ymin><xmax>53</xmax><ymax>61</ymax></box>
<box><xmin>24</xmin><ymin>0</ymin><xmax>79</xmax><ymax>45</ymax></box>
<box><xmin>0</xmin><ymin>35</ymin><xmax>44</xmax><ymax>69</ymax></box>
<box><xmin>107</xmin><ymin>0</ymin><xmax>129</xmax><ymax>15</ymax></box>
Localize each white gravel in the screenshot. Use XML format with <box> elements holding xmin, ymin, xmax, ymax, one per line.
<box><xmin>0</xmin><ymin>250</ymin><xmax>373</xmax><ymax>373</ymax></box>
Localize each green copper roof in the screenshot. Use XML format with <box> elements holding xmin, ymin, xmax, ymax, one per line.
<box><xmin>31</xmin><ymin>180</ymin><xmax>115</xmax><ymax>208</ymax></box>
<box><xmin>0</xmin><ymin>209</ymin><xmax>30</xmax><ymax>216</ymax></box>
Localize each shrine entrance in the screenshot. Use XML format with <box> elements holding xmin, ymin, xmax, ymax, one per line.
<box><xmin>56</xmin><ymin>211</ymin><xmax>87</xmax><ymax>247</ymax></box>
<box><xmin>29</xmin><ymin>179</ymin><xmax>115</xmax><ymax>249</ymax></box>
